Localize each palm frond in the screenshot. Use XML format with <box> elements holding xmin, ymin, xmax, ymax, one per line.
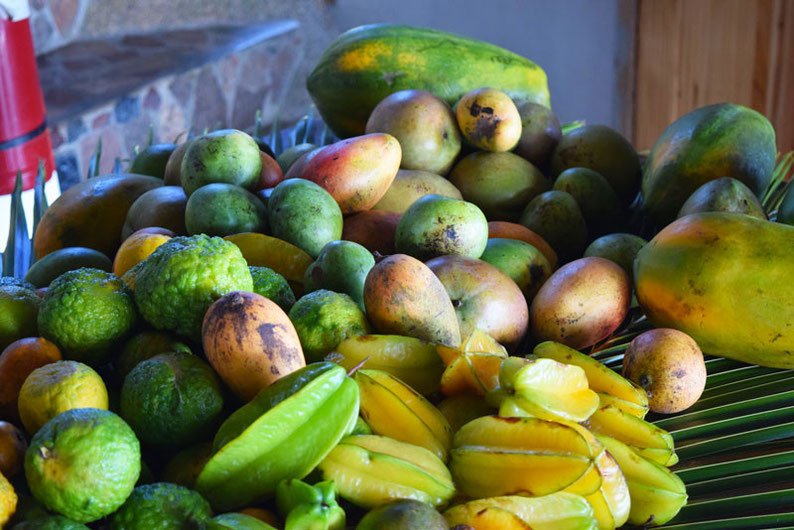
<box><xmin>761</xmin><ymin>151</ymin><xmax>794</xmax><ymax>215</ymax></box>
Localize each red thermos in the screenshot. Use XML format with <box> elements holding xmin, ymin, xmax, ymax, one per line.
<box><xmin>0</xmin><ymin>4</ymin><xmax>55</xmax><ymax>195</ymax></box>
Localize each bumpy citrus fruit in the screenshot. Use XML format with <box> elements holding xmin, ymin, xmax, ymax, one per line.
<box><xmin>133</xmin><ymin>235</ymin><xmax>253</xmax><ymax>340</ymax></box>
<box><xmin>112</xmin><ymin>230</ymin><xmax>172</xmax><ymax>278</ymax></box>
<box><xmin>249</xmin><ymin>266</ymin><xmax>296</xmax><ymax>312</ymax></box>
<box><xmin>114</xmin><ymin>330</ymin><xmax>192</xmax><ymax>382</ymax></box>
<box><xmin>111</xmin><ymin>482</ymin><xmax>212</xmax><ymax>529</ymax></box>
<box><xmin>37</xmin><ymin>268</ymin><xmax>137</xmax><ymax>366</ymax></box>
<box><xmin>288</xmin><ymin>290</ymin><xmax>370</xmax><ymax>362</ymax></box>
<box><xmin>0</xmin><ymin>337</ymin><xmax>62</xmax><ymax>423</ymax></box>
<box><xmin>0</xmin><ymin>284</ymin><xmax>41</xmax><ymax>352</ymax></box>
<box><xmin>17</xmin><ymin>360</ymin><xmax>108</xmax><ymax>435</ymax></box>
<box><xmin>25</xmin><ymin>408</ymin><xmax>140</xmax><ymax>523</ymax></box>
<box><xmin>11</xmin><ymin>514</ymin><xmax>90</xmax><ymax>529</ymax></box>
<box><xmin>120</xmin><ymin>353</ymin><xmax>224</xmax><ymax>447</ymax></box>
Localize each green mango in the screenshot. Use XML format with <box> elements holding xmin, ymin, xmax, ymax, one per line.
<box><xmin>196</xmin><ymin>363</ymin><xmax>359</xmax><ymax>510</ymax></box>
<box><xmin>268</xmin><ymin>179</ymin><xmax>343</xmax><ymax>258</ymax></box>
<box><xmin>479</xmin><ymin>238</ymin><xmax>552</xmax><ymax>302</ymax></box>
<box><xmin>185</xmin><ymin>183</ymin><xmax>267</xmax><ymax>237</ymax></box>
<box><xmin>180</xmin><ymin>130</ymin><xmax>262</xmax><ymax>196</ymax></box>
<box><xmin>584</xmin><ymin>233</ymin><xmax>647</xmax><ymax>281</ymax></box>
<box><xmin>519</xmin><ymin>190</ymin><xmax>587</xmax><ymax>264</ymax></box>
<box><xmin>677</xmin><ymin>177</ymin><xmax>766</xmax><ymax>219</ymax></box>
<box><xmin>129</xmin><ymin>143</ymin><xmax>177</xmax><ymax>179</ymax></box>
<box><xmin>553</xmin><ymin>167</ymin><xmax>622</xmax><ymax>234</ymax></box>
<box><xmin>303</xmin><ymin>240</ymin><xmax>375</xmax><ymax>310</ymax></box>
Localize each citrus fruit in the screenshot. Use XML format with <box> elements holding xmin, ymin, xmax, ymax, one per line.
<box><xmin>114</xmin><ymin>330</ymin><xmax>192</xmax><ymax>382</ymax></box>
<box><xmin>0</xmin><ymin>421</ymin><xmax>27</xmax><ymax>478</ymax></box>
<box><xmin>180</xmin><ymin>129</ymin><xmax>262</xmax><ymax>197</ymax></box>
<box><xmin>112</xmin><ymin>230</ymin><xmax>172</xmax><ymax>278</ymax></box>
<box><xmin>37</xmin><ymin>268</ymin><xmax>137</xmax><ymax>366</ymax></box>
<box><xmin>0</xmin><ymin>285</ymin><xmax>41</xmax><ymax>352</ymax></box>
<box><xmin>0</xmin><ymin>337</ymin><xmax>62</xmax><ymax>423</ymax></box>
<box><xmin>17</xmin><ymin>361</ymin><xmax>108</xmax><ymax>435</ymax></box>
<box><xmin>249</xmin><ymin>266</ymin><xmax>296</xmax><ymax>312</ymax></box>
<box><xmin>120</xmin><ymin>352</ymin><xmax>224</xmax><ymax>447</ymax></box>
<box><xmin>184</xmin><ymin>182</ymin><xmax>267</xmax><ymax>236</ymax></box>
<box><xmin>0</xmin><ymin>469</ymin><xmax>16</xmax><ymax>526</ymax></box>
<box><xmin>10</xmin><ymin>515</ymin><xmax>90</xmax><ymax>529</ymax></box>
<box><xmin>0</xmin><ymin>277</ymin><xmax>35</xmax><ymax>290</ymax></box>
<box><xmin>24</xmin><ymin>408</ymin><xmax>140</xmax><ymax>523</ymax></box>
<box><xmin>133</xmin><ymin>234</ymin><xmax>253</xmax><ymax>340</ymax></box>
<box><xmin>288</xmin><ymin>290</ymin><xmax>370</xmax><ymax>362</ymax></box>
<box><xmin>111</xmin><ymin>482</ymin><xmax>212</xmax><ymax>529</ymax></box>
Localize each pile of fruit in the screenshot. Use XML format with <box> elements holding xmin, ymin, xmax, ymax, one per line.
<box><xmin>0</xmin><ymin>23</ymin><xmax>791</xmax><ymax>529</ymax></box>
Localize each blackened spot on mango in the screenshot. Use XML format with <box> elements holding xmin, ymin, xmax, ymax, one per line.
<box><xmin>674</xmin><ymin>369</ymin><xmax>686</xmax><ymax>379</ymax></box>
<box><xmin>529</xmin><ymin>264</ymin><xmax>546</xmax><ymax>282</ymax></box>
<box><xmin>469</xmin><ymin>102</ymin><xmax>482</xmax><ymax>117</ymax></box>
<box><xmin>257</xmin><ymin>323</ymin><xmax>280</xmax><ymax>359</ymax></box>
<box><xmin>481</xmin><ymin>106</ymin><xmax>494</xmax><ymax>115</ymax></box>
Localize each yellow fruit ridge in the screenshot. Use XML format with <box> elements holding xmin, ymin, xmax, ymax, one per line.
<box><xmin>356</xmin><ymin>369</ymin><xmax>453</xmax><ymax>460</ymax></box>
<box><xmin>328</xmin><ymin>334</ymin><xmax>445</xmax><ymax>396</ymax></box>
<box><xmin>597</xmin><ymin>435</ymin><xmax>687</xmax><ymax>526</ymax></box>
<box><xmin>318</xmin><ymin>435</ymin><xmax>455</xmax><ymax>509</ymax></box>
<box><xmin>17</xmin><ymin>360</ymin><xmax>108</xmax><ymax>435</ymax></box>
<box><xmin>584</xmin><ymin>404</ymin><xmax>675</xmax><ymax>466</ymax></box>
<box><xmin>224</xmin><ymin>232</ymin><xmax>313</xmax><ymax>285</ymax></box>
<box><xmin>451</xmin><ymin>416</ymin><xmax>596</xmax><ymax>498</ymax></box>
<box><xmin>444</xmin><ymin>493</ymin><xmax>599</xmax><ymax>530</ymax></box>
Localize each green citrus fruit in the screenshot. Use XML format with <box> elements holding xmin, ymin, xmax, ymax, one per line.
<box><xmin>0</xmin><ymin>277</ymin><xmax>35</xmax><ymax>290</ymax></box>
<box><xmin>11</xmin><ymin>515</ymin><xmax>90</xmax><ymax>529</ymax></box>
<box><xmin>133</xmin><ymin>235</ymin><xmax>253</xmax><ymax>340</ymax></box>
<box><xmin>111</xmin><ymin>482</ymin><xmax>212</xmax><ymax>529</ymax></box>
<box><xmin>25</xmin><ymin>408</ymin><xmax>140</xmax><ymax>523</ymax></box>
<box><xmin>288</xmin><ymin>290</ymin><xmax>370</xmax><ymax>363</ymax></box>
<box><xmin>249</xmin><ymin>266</ymin><xmax>295</xmax><ymax>312</ymax></box>
<box><xmin>115</xmin><ymin>330</ymin><xmax>192</xmax><ymax>382</ymax></box>
<box><xmin>17</xmin><ymin>360</ymin><xmax>108</xmax><ymax>435</ymax></box>
<box><xmin>120</xmin><ymin>352</ymin><xmax>224</xmax><ymax>447</ymax></box>
<box><xmin>0</xmin><ymin>285</ymin><xmax>41</xmax><ymax>352</ymax></box>
<box><xmin>37</xmin><ymin>268</ymin><xmax>136</xmax><ymax>366</ymax></box>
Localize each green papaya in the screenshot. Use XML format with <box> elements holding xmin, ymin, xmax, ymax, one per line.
<box><xmin>307</xmin><ymin>24</ymin><xmax>550</xmax><ymax>138</ymax></box>
<box><xmin>640</xmin><ymin>103</ymin><xmax>776</xmax><ymax>225</ymax></box>
<box><xmin>634</xmin><ymin>213</ymin><xmax>794</xmax><ymax>368</ymax></box>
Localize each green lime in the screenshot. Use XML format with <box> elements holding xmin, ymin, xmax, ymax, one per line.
<box><xmin>249</xmin><ymin>266</ymin><xmax>295</xmax><ymax>312</ymax></box>
<box><xmin>24</xmin><ymin>408</ymin><xmax>140</xmax><ymax>523</ymax></box>
<box><xmin>12</xmin><ymin>515</ymin><xmax>89</xmax><ymax>529</ymax></box>
<box><xmin>110</xmin><ymin>482</ymin><xmax>212</xmax><ymax>529</ymax></box>
<box><xmin>185</xmin><ymin>183</ymin><xmax>267</xmax><ymax>237</ymax></box>
<box><xmin>37</xmin><ymin>268</ymin><xmax>137</xmax><ymax>366</ymax></box>
<box><xmin>121</xmin><ymin>352</ymin><xmax>224</xmax><ymax>447</ymax></box>
<box><xmin>115</xmin><ymin>330</ymin><xmax>193</xmax><ymax>382</ymax></box>
<box><xmin>0</xmin><ymin>284</ymin><xmax>41</xmax><ymax>352</ymax></box>
<box><xmin>288</xmin><ymin>290</ymin><xmax>370</xmax><ymax>363</ymax></box>
<box><xmin>129</xmin><ymin>143</ymin><xmax>177</xmax><ymax>179</ymax></box>
<box><xmin>133</xmin><ymin>235</ymin><xmax>253</xmax><ymax>340</ymax></box>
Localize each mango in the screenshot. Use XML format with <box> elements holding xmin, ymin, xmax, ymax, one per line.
<box><xmin>395</xmin><ymin>194</ymin><xmax>488</xmax><ymax>261</ymax></box>
<box><xmin>302</xmin><ymin>133</ymin><xmax>401</xmax><ymax>214</ymax></box>
<box><xmin>342</xmin><ymin>211</ymin><xmax>400</xmax><ymax>256</ymax></box>
<box><xmin>373</xmin><ymin>169</ymin><xmax>462</xmax><ymax>214</ymax></box>
<box><xmin>456</xmin><ymin>88</ymin><xmax>521</xmax><ymax>152</ymax></box>
<box><xmin>303</xmin><ymin>240</ymin><xmax>375</xmax><ymax>310</ymax></box>
<box><xmin>584</xmin><ymin>233</ymin><xmax>647</xmax><ymax>281</ymax></box>
<box><xmin>488</xmin><ymin>221</ymin><xmax>557</xmax><ymax>269</ymax></box>
<box><xmin>363</xmin><ymin>254</ymin><xmax>461</xmax><ymax>347</ymax></box>
<box><xmin>267</xmin><ymin>179</ymin><xmax>343</xmax><ymax>258</ymax></box>
<box><xmin>366</xmin><ymin>89</ymin><xmax>461</xmax><ymax>175</ymax></box>
<box><xmin>519</xmin><ymin>191</ymin><xmax>587</xmax><ymax>263</ymax></box>
<box><xmin>514</xmin><ymin>101</ymin><xmax>562</xmax><ymax>167</ymax></box>
<box><xmin>449</xmin><ymin>151</ymin><xmax>549</xmax><ymax>222</ymax></box>
<box><xmin>122</xmin><ymin>186</ymin><xmax>188</xmax><ymax>239</ymax></box>
<box><xmin>677</xmin><ymin>177</ymin><xmax>766</xmax><ymax>219</ymax></box>
<box><xmin>553</xmin><ymin>167</ymin><xmax>621</xmax><ymax>235</ymax></box>
<box><xmin>180</xmin><ymin>129</ymin><xmax>262</xmax><ymax>196</ymax></box>
<box><xmin>530</xmin><ymin>257</ymin><xmax>631</xmax><ymax>350</ymax></box>
<box><xmin>479</xmin><ymin>238</ymin><xmax>552</xmax><ymax>302</ymax></box>
<box><xmin>185</xmin><ymin>183</ymin><xmax>267</xmax><ymax>237</ymax></box>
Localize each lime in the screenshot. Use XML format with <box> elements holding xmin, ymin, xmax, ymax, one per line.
<box><xmin>0</xmin><ymin>285</ymin><xmax>41</xmax><ymax>352</ymax></box>
<box><xmin>37</xmin><ymin>268</ymin><xmax>137</xmax><ymax>366</ymax></box>
<box><xmin>110</xmin><ymin>482</ymin><xmax>212</xmax><ymax>529</ymax></box>
<box><xmin>184</xmin><ymin>183</ymin><xmax>267</xmax><ymax>237</ymax></box>
<box><xmin>249</xmin><ymin>266</ymin><xmax>295</xmax><ymax>312</ymax></box>
<box><xmin>288</xmin><ymin>290</ymin><xmax>370</xmax><ymax>363</ymax></box>
<box><xmin>24</xmin><ymin>408</ymin><xmax>140</xmax><ymax>523</ymax></box>
<box><xmin>121</xmin><ymin>352</ymin><xmax>224</xmax><ymax>447</ymax></box>
<box><xmin>115</xmin><ymin>330</ymin><xmax>192</xmax><ymax>382</ymax></box>
<box><xmin>133</xmin><ymin>235</ymin><xmax>253</xmax><ymax>340</ymax></box>
<box><xmin>17</xmin><ymin>361</ymin><xmax>108</xmax><ymax>435</ymax></box>
<box><xmin>11</xmin><ymin>515</ymin><xmax>89</xmax><ymax>529</ymax></box>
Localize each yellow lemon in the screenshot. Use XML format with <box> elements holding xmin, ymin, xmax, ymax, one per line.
<box><xmin>112</xmin><ymin>230</ymin><xmax>172</xmax><ymax>278</ymax></box>
<box><xmin>17</xmin><ymin>360</ymin><xmax>108</xmax><ymax>435</ymax></box>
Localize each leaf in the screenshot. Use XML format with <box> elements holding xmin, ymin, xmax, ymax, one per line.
<box><xmin>3</xmin><ymin>171</ymin><xmax>30</xmax><ymax>278</ymax></box>
<box><xmin>87</xmin><ymin>137</ymin><xmax>103</xmax><ymax>178</ymax></box>
<box><xmin>30</xmin><ymin>160</ymin><xmax>48</xmax><ymax>266</ymax></box>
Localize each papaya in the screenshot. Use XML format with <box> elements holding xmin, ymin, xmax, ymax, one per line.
<box><xmin>640</xmin><ymin>103</ymin><xmax>776</xmax><ymax>225</ymax></box>
<box><xmin>33</xmin><ymin>174</ymin><xmax>163</xmax><ymax>259</ymax></box>
<box><xmin>307</xmin><ymin>24</ymin><xmax>550</xmax><ymax>138</ymax></box>
<box><xmin>634</xmin><ymin>212</ymin><xmax>794</xmax><ymax>368</ymax></box>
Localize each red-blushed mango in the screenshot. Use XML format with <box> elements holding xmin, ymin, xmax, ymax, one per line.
<box><xmin>488</xmin><ymin>221</ymin><xmax>557</xmax><ymax>269</ymax></box>
<box><xmin>283</xmin><ymin>146</ymin><xmax>323</xmax><ymax>179</ymax></box>
<box><xmin>254</xmin><ymin>151</ymin><xmax>284</xmax><ymax>190</ymax></box>
<box><xmin>364</xmin><ymin>254</ymin><xmax>461</xmax><ymax>347</ymax></box>
<box><xmin>302</xmin><ymin>133</ymin><xmax>401</xmax><ymax>214</ymax></box>
<box><xmin>202</xmin><ymin>291</ymin><xmax>305</xmax><ymax>401</ymax></box>
<box><xmin>342</xmin><ymin>210</ymin><xmax>401</xmax><ymax>255</ymax></box>
<box><xmin>426</xmin><ymin>255</ymin><xmax>528</xmax><ymax>351</ymax></box>
<box><xmin>530</xmin><ymin>257</ymin><xmax>630</xmax><ymax>349</ymax></box>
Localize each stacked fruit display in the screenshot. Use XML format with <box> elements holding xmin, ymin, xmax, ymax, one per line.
<box><xmin>0</xmin><ymin>23</ymin><xmax>791</xmax><ymax>529</ymax></box>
